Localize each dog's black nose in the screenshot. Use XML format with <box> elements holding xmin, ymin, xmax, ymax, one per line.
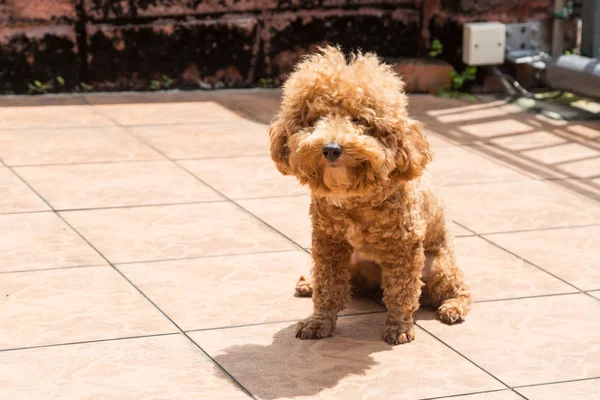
<box><xmin>322</xmin><ymin>143</ymin><xmax>343</xmax><ymax>161</ymax></box>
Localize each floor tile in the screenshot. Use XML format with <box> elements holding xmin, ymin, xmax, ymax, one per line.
<box><xmin>190</xmin><ymin>314</ymin><xmax>503</xmax><ymax>400</ymax></box>
<box><xmin>0</xmin><ymin>266</ymin><xmax>175</xmax><ymax>349</ymax></box>
<box><xmin>418</xmin><ymin>294</ymin><xmax>600</xmax><ymax>387</ymax></box>
<box><xmin>0</xmin><ymin>105</ymin><xmax>115</xmax><ymax>129</ymax></box>
<box><xmin>429</xmin><ymin>147</ymin><xmax>529</xmax><ymax>186</ymax></box>
<box><xmin>180</xmin><ymin>156</ymin><xmax>307</xmax><ymax>200</ymax></box>
<box><xmin>120</xmin><ymin>250</ymin><xmax>382</xmax><ymax>331</ymax></box>
<box><xmin>15</xmin><ymin>161</ymin><xmax>222</xmax><ymax>210</ymax></box>
<box><xmin>238</xmin><ymin>195</ymin><xmax>312</xmax><ymax>248</ymax></box>
<box><xmin>0</xmin><ymin>167</ymin><xmax>49</xmax><ymax>213</ymax></box>
<box><xmin>61</xmin><ymin>203</ymin><xmax>295</xmax><ymax>264</ymax></box>
<box><xmin>130</xmin><ymin>120</ymin><xmax>269</xmax><ymax>159</ymax></box>
<box><xmin>423</xmin><ymin>129</ymin><xmax>458</xmax><ymax>147</ymax></box>
<box><xmin>0</xmin><ymin>127</ymin><xmax>164</xmax><ymax>166</ymax></box>
<box><xmin>0</xmin><ymin>335</ymin><xmax>248</xmax><ymax>400</ymax></box>
<box><xmin>453</xmin><ymin>222</ymin><xmax>475</xmax><ymax>237</ymax></box>
<box><xmin>487</xmin><ymin>130</ymin><xmax>568</xmax><ymax>151</ymax></box>
<box><xmin>94</xmin><ymin>101</ymin><xmax>244</xmax><ymax>126</ymax></box>
<box><xmin>485</xmin><ymin>226</ymin><xmax>600</xmax><ymax>291</ymax></box>
<box><xmin>589</xmin><ymin>291</ymin><xmax>600</xmax><ymax>300</ymax></box>
<box><xmin>516</xmin><ymin>379</ymin><xmax>600</xmax><ymax>400</ymax></box>
<box><xmin>0</xmin><ymin>213</ymin><xmax>105</xmax><ymax>273</ymax></box>
<box><xmin>455</xmin><ymin>237</ymin><xmax>575</xmax><ymax>302</ymax></box>
<box><xmin>458</xmin><ymin>118</ymin><xmax>535</xmax><ymax>139</ymax></box>
<box><xmin>443</xmin><ymin>180</ymin><xmax>600</xmax><ymax>234</ymax></box>
<box><xmin>432</xmin><ymin>391</ymin><xmax>521</xmax><ymax>400</ymax></box>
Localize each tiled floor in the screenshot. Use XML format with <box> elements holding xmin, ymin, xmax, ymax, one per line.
<box><xmin>1</xmin><ymin>90</ymin><xmax>599</xmax><ymax>400</ymax></box>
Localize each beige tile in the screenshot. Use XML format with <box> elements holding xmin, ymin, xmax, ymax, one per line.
<box><xmin>418</xmin><ymin>294</ymin><xmax>600</xmax><ymax>386</ymax></box>
<box><xmin>94</xmin><ymin>101</ymin><xmax>244</xmax><ymax>126</ymax></box>
<box><xmin>423</xmin><ymin>129</ymin><xmax>458</xmax><ymax>147</ymax></box>
<box><xmin>566</xmin><ymin>124</ymin><xmax>600</xmax><ymax>140</ymax></box>
<box><xmin>517</xmin><ymin>379</ymin><xmax>600</xmax><ymax>400</ymax></box>
<box><xmin>130</xmin><ymin>120</ymin><xmax>269</xmax><ymax>159</ymax></box>
<box><xmin>555</xmin><ymin>156</ymin><xmax>600</xmax><ymax>179</ymax></box>
<box><xmin>488</xmin><ymin>130</ymin><xmax>568</xmax><ymax>151</ymax></box>
<box><xmin>61</xmin><ymin>202</ymin><xmax>295</xmax><ymax>264</ymax></box>
<box><xmin>432</xmin><ymin>104</ymin><xmax>523</xmax><ymax>124</ymax></box>
<box><xmin>486</xmin><ymin>226</ymin><xmax>600</xmax><ymax>291</ymax></box>
<box><xmin>455</xmin><ymin>237</ymin><xmax>575</xmax><ymax>302</ymax></box>
<box><xmin>121</xmin><ymin>251</ymin><xmax>383</xmax><ymax>331</ymax></box>
<box><xmin>0</xmin><ymin>213</ymin><xmax>105</xmax><ymax>273</ymax></box>
<box><xmin>0</xmin><ymin>335</ymin><xmax>248</xmax><ymax>400</ymax></box>
<box><xmin>452</xmin><ymin>222</ymin><xmax>475</xmax><ymax>236</ymax></box>
<box><xmin>429</xmin><ymin>147</ymin><xmax>529</xmax><ymax>186</ymax></box>
<box><xmin>0</xmin><ymin>266</ymin><xmax>175</xmax><ymax>349</ymax></box>
<box><xmin>459</xmin><ymin>119</ymin><xmax>535</xmax><ymax>138</ymax></box>
<box><xmin>180</xmin><ymin>156</ymin><xmax>307</xmax><ymax>200</ymax></box>
<box><xmin>0</xmin><ymin>105</ymin><xmax>115</xmax><ymax>129</ymax></box>
<box><xmin>589</xmin><ymin>291</ymin><xmax>600</xmax><ymax>300</ymax></box>
<box><xmin>191</xmin><ymin>314</ymin><xmax>502</xmax><ymax>400</ymax></box>
<box><xmin>0</xmin><ymin>127</ymin><xmax>163</xmax><ymax>166</ymax></box>
<box><xmin>433</xmin><ymin>391</ymin><xmax>521</xmax><ymax>400</ymax></box>
<box><xmin>238</xmin><ymin>195</ymin><xmax>312</xmax><ymax>248</ymax></box>
<box><xmin>0</xmin><ymin>167</ymin><xmax>49</xmax><ymax>213</ymax></box>
<box><xmin>16</xmin><ymin>161</ymin><xmax>222</xmax><ymax>210</ymax></box>
<box><xmin>522</xmin><ymin>142</ymin><xmax>598</xmax><ymax>164</ymax></box>
<box><xmin>443</xmin><ymin>180</ymin><xmax>600</xmax><ymax>234</ymax></box>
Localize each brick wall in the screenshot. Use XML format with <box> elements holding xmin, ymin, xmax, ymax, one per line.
<box><xmin>0</xmin><ymin>0</ymin><xmax>572</xmax><ymax>94</ymax></box>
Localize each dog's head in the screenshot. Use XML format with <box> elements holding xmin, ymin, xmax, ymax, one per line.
<box><xmin>269</xmin><ymin>46</ymin><xmax>432</xmax><ymax>200</ymax></box>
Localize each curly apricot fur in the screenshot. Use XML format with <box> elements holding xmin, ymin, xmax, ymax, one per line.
<box><xmin>270</xmin><ymin>46</ymin><xmax>471</xmax><ymax>345</ymax></box>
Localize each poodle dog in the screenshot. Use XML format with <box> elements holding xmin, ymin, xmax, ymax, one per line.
<box><xmin>268</xmin><ymin>46</ymin><xmax>471</xmax><ymax>345</ymax></box>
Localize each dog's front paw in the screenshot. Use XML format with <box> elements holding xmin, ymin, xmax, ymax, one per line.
<box><xmin>296</xmin><ymin>315</ymin><xmax>335</xmax><ymax>340</ymax></box>
<box><xmin>383</xmin><ymin>322</ymin><xmax>415</xmax><ymax>345</ymax></box>
<box><xmin>438</xmin><ymin>298</ymin><xmax>469</xmax><ymax>324</ymax></box>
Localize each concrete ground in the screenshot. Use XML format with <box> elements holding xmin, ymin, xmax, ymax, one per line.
<box><xmin>0</xmin><ymin>90</ymin><xmax>599</xmax><ymax>400</ymax></box>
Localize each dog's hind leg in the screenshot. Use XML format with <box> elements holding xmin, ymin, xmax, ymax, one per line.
<box><xmin>422</xmin><ymin>245</ymin><xmax>472</xmax><ymax>324</ymax></box>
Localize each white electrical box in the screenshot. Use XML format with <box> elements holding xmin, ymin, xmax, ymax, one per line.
<box><xmin>463</xmin><ymin>22</ymin><xmax>506</xmax><ymax>66</ymax></box>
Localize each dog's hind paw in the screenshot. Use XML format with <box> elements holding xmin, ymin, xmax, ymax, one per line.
<box><xmin>294</xmin><ymin>275</ymin><xmax>313</xmax><ymax>297</ymax></box>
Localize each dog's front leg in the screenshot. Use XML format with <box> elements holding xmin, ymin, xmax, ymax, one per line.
<box><xmin>296</xmin><ymin>233</ymin><xmax>352</xmax><ymax>340</ymax></box>
<box><xmin>380</xmin><ymin>243</ymin><xmax>425</xmax><ymax>345</ymax></box>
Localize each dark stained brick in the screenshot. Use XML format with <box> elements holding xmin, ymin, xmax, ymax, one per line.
<box><xmin>86</xmin><ymin>18</ymin><xmax>258</xmax><ymax>90</ymax></box>
<box><xmin>0</xmin><ymin>25</ymin><xmax>79</xmax><ymax>94</ymax></box>
<box><xmin>263</xmin><ymin>9</ymin><xmax>420</xmax><ymax>84</ymax></box>
<box><xmin>0</xmin><ymin>0</ymin><xmax>76</xmax><ymax>24</ymax></box>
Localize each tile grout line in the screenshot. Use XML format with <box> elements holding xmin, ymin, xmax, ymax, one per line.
<box><xmin>52</xmin><ymin>213</ymin><xmax>257</xmax><ymax>400</ymax></box>
<box><xmin>69</xmin><ymin>101</ymin><xmax>258</xmax><ymax>399</ymax></box>
<box><xmin>511</xmin><ymin>376</ymin><xmax>600</xmax><ymax>389</ymax></box>
<box><xmin>475</xmin><ymin>234</ymin><xmax>585</xmax><ymax>293</ymax></box>
<box><xmin>0</xmin><ymin>332</ymin><xmax>180</xmax><ymax>354</ymax></box>
<box><xmin>415</xmin><ymin>388</ymin><xmax>511</xmax><ymax>400</ymax></box>
<box><xmin>184</xmin><ymin>310</ymin><xmax>387</xmax><ymax>334</ymax></box>
<box><xmin>415</xmin><ymin>322</ymin><xmax>524</xmax><ymax>398</ymax></box>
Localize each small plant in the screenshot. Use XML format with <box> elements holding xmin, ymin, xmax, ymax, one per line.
<box><xmin>449</xmin><ymin>66</ymin><xmax>477</xmax><ymax>91</ymax></box>
<box><xmin>78</xmin><ymin>82</ymin><xmax>92</xmax><ymax>92</ymax></box>
<box><xmin>259</xmin><ymin>77</ymin><xmax>274</xmax><ymax>88</ymax></box>
<box><xmin>150</xmin><ymin>75</ymin><xmax>175</xmax><ymax>91</ymax></box>
<box><xmin>428</xmin><ymin>38</ymin><xmax>443</xmax><ymax>58</ymax></box>
<box><xmin>27</xmin><ymin>80</ymin><xmax>51</xmax><ymax>95</ymax></box>
<box><xmin>437</xmin><ymin>66</ymin><xmax>478</xmax><ymax>101</ymax></box>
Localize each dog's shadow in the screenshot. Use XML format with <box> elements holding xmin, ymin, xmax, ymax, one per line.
<box><xmin>210</xmin><ymin>313</ymin><xmax>397</xmax><ymax>399</ymax></box>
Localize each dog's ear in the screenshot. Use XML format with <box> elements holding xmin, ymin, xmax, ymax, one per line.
<box><xmin>392</xmin><ymin>119</ymin><xmax>433</xmax><ymax>181</ymax></box>
<box><xmin>268</xmin><ymin>118</ymin><xmax>291</xmax><ymax>175</ymax></box>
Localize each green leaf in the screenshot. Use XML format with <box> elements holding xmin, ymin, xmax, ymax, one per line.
<box><xmin>56</xmin><ymin>76</ymin><xmax>65</xmax><ymax>86</ymax></box>
<box><xmin>34</xmin><ymin>80</ymin><xmax>42</xmax><ymax>87</ymax></box>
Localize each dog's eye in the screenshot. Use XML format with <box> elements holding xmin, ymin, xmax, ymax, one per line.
<box><xmin>351</xmin><ymin>118</ymin><xmax>362</xmax><ymax>125</ymax></box>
